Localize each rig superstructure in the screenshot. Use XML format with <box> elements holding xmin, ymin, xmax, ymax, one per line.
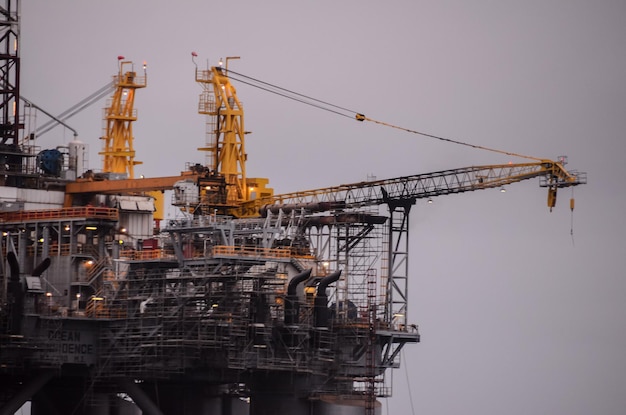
<box><xmin>0</xmin><ymin>3</ymin><xmax>586</xmax><ymax>415</ymax></box>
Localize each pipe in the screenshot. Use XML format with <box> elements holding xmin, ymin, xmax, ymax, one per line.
<box><xmin>284</xmin><ymin>269</ymin><xmax>312</xmax><ymax>325</ymax></box>
<box><xmin>32</xmin><ymin>258</ymin><xmax>51</xmax><ymax>277</ymax></box>
<box><xmin>317</xmin><ymin>270</ymin><xmax>342</xmax><ymax>294</ymax></box>
<box><xmin>287</xmin><ymin>269</ymin><xmax>312</xmax><ymax>297</ymax></box>
<box><xmin>314</xmin><ymin>270</ymin><xmax>342</xmax><ymax>327</ymax></box>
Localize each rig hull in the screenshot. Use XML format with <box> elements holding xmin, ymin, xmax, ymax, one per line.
<box><xmin>0</xmin><ymin>186</ymin><xmax>418</xmax><ymax>414</ymax></box>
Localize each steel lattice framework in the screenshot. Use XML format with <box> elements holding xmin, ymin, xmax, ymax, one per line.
<box><xmin>252</xmin><ymin>161</ymin><xmax>585</xmax><ymax>212</ymax></box>
<box><xmin>0</xmin><ymin>1</ymin><xmax>22</xmax><ymax>186</ymax></box>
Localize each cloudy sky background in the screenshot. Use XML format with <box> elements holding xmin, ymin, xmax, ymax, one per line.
<box><xmin>20</xmin><ymin>1</ymin><xmax>626</xmax><ymax>414</ymax></box>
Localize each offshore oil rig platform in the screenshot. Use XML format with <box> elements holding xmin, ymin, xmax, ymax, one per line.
<box><xmin>0</xmin><ymin>2</ymin><xmax>586</xmax><ymax>414</ymax></box>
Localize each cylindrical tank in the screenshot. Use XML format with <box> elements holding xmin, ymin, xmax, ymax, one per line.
<box><xmin>68</xmin><ymin>139</ymin><xmax>86</xmax><ymax>177</ymax></box>
<box><xmin>37</xmin><ymin>148</ymin><xmax>64</xmax><ymax>176</ymax></box>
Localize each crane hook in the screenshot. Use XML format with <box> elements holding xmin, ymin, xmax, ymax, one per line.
<box><xmin>547</xmin><ymin>187</ymin><xmax>557</xmax><ymax>212</ymax></box>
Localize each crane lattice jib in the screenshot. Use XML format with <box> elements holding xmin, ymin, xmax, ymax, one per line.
<box><xmin>249</xmin><ymin>160</ymin><xmax>586</xmax><ymax>215</ymax></box>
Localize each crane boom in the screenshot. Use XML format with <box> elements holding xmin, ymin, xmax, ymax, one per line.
<box><xmin>242</xmin><ymin>159</ymin><xmax>585</xmax><ymax>216</ymax></box>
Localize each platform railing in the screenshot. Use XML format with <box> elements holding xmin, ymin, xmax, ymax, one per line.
<box><xmin>0</xmin><ymin>206</ymin><xmax>118</xmax><ymax>223</ymax></box>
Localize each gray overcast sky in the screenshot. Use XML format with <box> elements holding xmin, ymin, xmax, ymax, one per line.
<box><xmin>20</xmin><ymin>1</ymin><xmax>626</xmax><ymax>414</ymax></box>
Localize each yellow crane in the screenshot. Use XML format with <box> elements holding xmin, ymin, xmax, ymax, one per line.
<box><xmin>189</xmin><ymin>59</ymin><xmax>584</xmax><ymax>217</ymax></box>
<box><xmin>70</xmin><ymin>58</ymin><xmax>586</xmax><ymax>222</ymax></box>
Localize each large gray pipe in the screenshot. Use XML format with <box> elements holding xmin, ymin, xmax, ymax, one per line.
<box><xmin>314</xmin><ymin>270</ymin><xmax>342</xmax><ymax>327</ymax></box>
<box><xmin>284</xmin><ymin>269</ymin><xmax>312</xmax><ymax>325</ymax></box>
<box><xmin>32</xmin><ymin>257</ymin><xmax>51</xmax><ymax>277</ymax></box>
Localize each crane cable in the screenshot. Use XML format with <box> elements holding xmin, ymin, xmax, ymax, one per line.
<box><xmin>227</xmin><ymin>69</ymin><xmax>356</xmax><ymax>120</ymax></box>
<box><xmin>227</xmin><ymin>69</ymin><xmax>542</xmax><ymax>161</ymax></box>
<box><xmin>356</xmin><ymin>114</ymin><xmax>542</xmax><ymax>162</ymax></box>
<box><xmin>570</xmin><ymin>187</ymin><xmax>576</xmax><ymax>247</ymax></box>
<box><xmin>401</xmin><ymin>348</ymin><xmax>416</xmax><ymax>415</ymax></box>
<box><xmin>35</xmin><ymin>81</ymin><xmax>115</xmax><ymax>137</ymax></box>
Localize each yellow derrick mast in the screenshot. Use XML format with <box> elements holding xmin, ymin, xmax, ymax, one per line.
<box><xmin>195</xmin><ymin>57</ymin><xmax>272</xmax><ymax>215</ymax></box>
<box><xmin>99</xmin><ymin>58</ymin><xmax>147</xmax><ymax>178</ymax></box>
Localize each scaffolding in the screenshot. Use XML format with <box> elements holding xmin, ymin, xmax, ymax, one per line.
<box><xmin>1</xmin><ymin>203</ymin><xmax>419</xmax><ymax>407</ymax></box>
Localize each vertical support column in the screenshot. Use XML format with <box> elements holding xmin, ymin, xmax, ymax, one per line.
<box><xmin>33</xmin><ymin>222</ymin><xmax>39</xmax><ymax>269</ymax></box>
<box><xmin>18</xmin><ymin>227</ymin><xmax>27</xmax><ymax>268</ymax></box>
<box><xmin>98</xmin><ymin>227</ymin><xmax>106</xmax><ymax>258</ymax></box>
<box><xmin>0</xmin><ymin>232</ymin><xmax>6</xmax><ymax>306</ymax></box>
<box><xmin>69</xmin><ymin>221</ymin><xmax>77</xmax><ymax>254</ymax></box>
<box><xmin>384</xmin><ymin>198</ymin><xmax>415</xmax><ymax>329</ymax></box>
<box><xmin>365</xmin><ymin>268</ymin><xmax>377</xmax><ymax>415</ymax></box>
<box><xmin>335</xmin><ymin>223</ymin><xmax>348</xmax><ymax>307</ymax></box>
<box><xmin>42</xmin><ymin>226</ymin><xmax>50</xmax><ymax>259</ymax></box>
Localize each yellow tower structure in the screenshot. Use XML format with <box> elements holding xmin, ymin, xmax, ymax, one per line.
<box><xmin>99</xmin><ymin>58</ymin><xmax>147</xmax><ymax>178</ymax></box>
<box><xmin>196</xmin><ymin>59</ymin><xmax>248</xmax><ymax>205</ymax></box>
<box><xmin>194</xmin><ymin>57</ymin><xmax>273</xmax><ymax>215</ymax></box>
